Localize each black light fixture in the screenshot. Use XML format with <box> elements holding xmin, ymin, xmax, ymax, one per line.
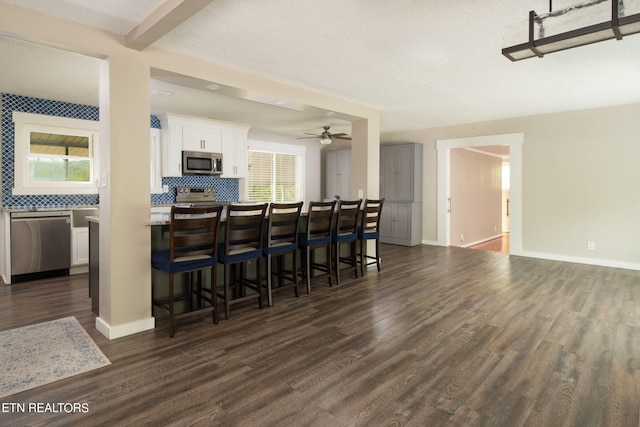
<box><xmin>502</xmin><ymin>0</ymin><xmax>640</xmax><ymax>61</ymax></box>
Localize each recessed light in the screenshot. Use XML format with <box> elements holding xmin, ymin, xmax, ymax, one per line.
<box><xmin>274</xmin><ymin>100</ymin><xmax>286</xmax><ymax>105</ymax></box>
<box><xmin>326</xmin><ymin>111</ymin><xmax>335</xmax><ymax>116</ymax></box>
<box><xmin>206</xmin><ymin>84</ymin><xmax>221</xmax><ymax>90</ymax></box>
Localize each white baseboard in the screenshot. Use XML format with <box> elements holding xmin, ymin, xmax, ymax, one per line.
<box><xmin>461</xmin><ymin>234</ymin><xmax>503</xmax><ymax>248</ymax></box>
<box><xmin>417</xmin><ymin>240</ymin><xmax>640</xmax><ymax>272</ymax></box>
<box><xmin>95</xmin><ymin>316</ymin><xmax>155</xmax><ymax>340</ymax></box>
<box><xmin>421</xmin><ymin>239</ymin><xmax>440</xmax><ymax>246</ymax></box>
<box><xmin>70</xmin><ymin>265</ymin><xmax>88</xmax><ymax>275</ymax></box>
<box><xmin>513</xmin><ymin>250</ymin><xmax>640</xmax><ymax>271</ymax></box>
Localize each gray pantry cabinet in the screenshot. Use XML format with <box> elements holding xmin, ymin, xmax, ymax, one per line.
<box><xmin>379</xmin><ymin>143</ymin><xmax>422</xmax><ymax>246</ymax></box>
<box><xmin>325</xmin><ymin>149</ymin><xmax>351</xmax><ymax>200</ymax></box>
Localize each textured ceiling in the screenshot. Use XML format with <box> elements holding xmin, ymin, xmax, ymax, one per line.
<box><xmin>2</xmin><ymin>0</ymin><xmax>640</xmax><ymax>138</ymax></box>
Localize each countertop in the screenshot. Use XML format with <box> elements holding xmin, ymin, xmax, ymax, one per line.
<box><xmin>3</xmin><ymin>205</ymin><xmax>99</xmax><ymax>213</ymax></box>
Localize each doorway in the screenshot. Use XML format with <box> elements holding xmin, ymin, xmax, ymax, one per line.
<box><xmin>436</xmin><ymin>133</ymin><xmax>523</xmax><ymax>256</ymax></box>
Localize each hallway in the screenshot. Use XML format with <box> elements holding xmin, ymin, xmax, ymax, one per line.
<box><xmin>469</xmin><ymin>232</ymin><xmax>510</xmax><ymax>253</ymax></box>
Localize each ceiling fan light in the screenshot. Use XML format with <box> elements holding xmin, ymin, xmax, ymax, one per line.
<box><xmin>320</xmin><ymin>135</ymin><xmax>332</xmax><ymax>144</ymax></box>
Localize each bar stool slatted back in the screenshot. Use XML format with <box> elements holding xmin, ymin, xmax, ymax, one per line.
<box><xmin>218</xmin><ymin>203</ymin><xmax>268</xmax><ymax>319</ymax></box>
<box><xmin>357</xmin><ymin>198</ymin><xmax>385</xmax><ymax>275</ymax></box>
<box><xmin>151</xmin><ymin>205</ymin><xmax>223</xmax><ymax>337</ymax></box>
<box><xmin>263</xmin><ymin>202</ymin><xmax>304</xmax><ymax>306</ymax></box>
<box><xmin>332</xmin><ymin>199</ymin><xmax>362</xmax><ymax>285</ymax></box>
<box><xmin>299</xmin><ymin>200</ymin><xmax>336</xmax><ymax>293</ymax></box>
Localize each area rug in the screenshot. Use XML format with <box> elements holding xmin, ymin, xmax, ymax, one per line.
<box><xmin>0</xmin><ymin>316</ymin><xmax>111</xmax><ymax>399</ymax></box>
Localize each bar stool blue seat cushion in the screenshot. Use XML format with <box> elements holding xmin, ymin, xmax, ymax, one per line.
<box><xmin>358</xmin><ymin>227</ymin><xmax>380</xmax><ymax>240</ymax></box>
<box><xmin>263</xmin><ymin>242</ymin><xmax>298</xmax><ymax>255</ymax></box>
<box><xmin>333</xmin><ymin>231</ymin><xmax>358</xmax><ymax>243</ymax></box>
<box><xmin>218</xmin><ymin>243</ymin><xmax>262</xmax><ymax>264</ymax></box>
<box><xmin>152</xmin><ymin>250</ymin><xmax>217</xmax><ymax>274</ymax></box>
<box><xmin>299</xmin><ymin>233</ymin><xmax>331</xmax><ymax>246</ymax></box>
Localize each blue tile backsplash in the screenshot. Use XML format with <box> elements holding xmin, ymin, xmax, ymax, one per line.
<box><xmin>1</xmin><ymin>93</ymin><xmax>239</xmax><ymax>208</ymax></box>
<box><xmin>152</xmin><ymin>176</ymin><xmax>239</xmax><ymax>204</ymax></box>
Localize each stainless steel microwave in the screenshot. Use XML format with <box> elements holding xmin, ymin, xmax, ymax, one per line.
<box><xmin>182</xmin><ymin>151</ymin><xmax>222</xmax><ymax>175</ymax></box>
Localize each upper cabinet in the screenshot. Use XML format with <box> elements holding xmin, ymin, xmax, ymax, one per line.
<box><xmin>183</xmin><ymin>124</ymin><xmax>221</xmax><ymax>153</ymax></box>
<box><xmin>325</xmin><ymin>149</ymin><xmax>351</xmax><ymax>200</ymax></box>
<box><xmin>159</xmin><ymin>113</ymin><xmax>249</xmax><ymax>178</ymax></box>
<box><xmin>380</xmin><ymin>143</ymin><xmax>422</xmax><ymax>202</ymax></box>
<box><xmin>159</xmin><ymin>114</ymin><xmax>183</xmax><ymax>177</ymax></box>
<box><xmin>220</xmin><ymin>128</ymin><xmax>248</xmax><ymax>179</ymax></box>
<box><xmin>150</xmin><ymin>128</ymin><xmax>163</xmax><ymax>193</ymax></box>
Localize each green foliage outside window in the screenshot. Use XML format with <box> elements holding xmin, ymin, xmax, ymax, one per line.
<box><xmin>29</xmin><ymin>158</ymin><xmax>91</xmax><ymax>182</ymax></box>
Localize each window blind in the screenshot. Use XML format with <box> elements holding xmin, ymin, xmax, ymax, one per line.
<box><xmin>248</xmin><ymin>150</ymin><xmax>301</xmax><ymax>202</ymax></box>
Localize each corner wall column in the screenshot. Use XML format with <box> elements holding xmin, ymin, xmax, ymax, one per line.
<box><xmin>350</xmin><ymin>117</ymin><xmax>380</xmax><ymax>200</ymax></box>
<box><xmin>97</xmin><ymin>51</ymin><xmax>155</xmax><ymax>339</ymax></box>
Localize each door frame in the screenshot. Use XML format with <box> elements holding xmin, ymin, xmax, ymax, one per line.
<box><xmin>436</xmin><ymin>133</ymin><xmax>523</xmax><ymax>255</ymax></box>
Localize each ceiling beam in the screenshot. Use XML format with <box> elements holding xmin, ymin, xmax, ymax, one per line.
<box><xmin>125</xmin><ymin>0</ymin><xmax>214</xmax><ymax>50</ymax></box>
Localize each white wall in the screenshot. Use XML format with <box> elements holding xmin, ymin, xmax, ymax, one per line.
<box><xmin>383</xmin><ymin>103</ymin><xmax>640</xmax><ymax>270</ymax></box>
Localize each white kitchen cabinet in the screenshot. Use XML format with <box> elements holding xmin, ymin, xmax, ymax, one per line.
<box><xmin>325</xmin><ymin>149</ymin><xmax>351</xmax><ymax>200</ymax></box>
<box><xmin>150</xmin><ymin>128</ymin><xmax>163</xmax><ymax>194</ymax></box>
<box><xmin>221</xmin><ymin>127</ymin><xmax>249</xmax><ymax>178</ymax></box>
<box><xmin>159</xmin><ymin>114</ymin><xmax>183</xmax><ymax>177</ymax></box>
<box><xmin>72</xmin><ymin>227</ymin><xmax>89</xmax><ymax>266</ymax></box>
<box><xmin>160</xmin><ymin>113</ymin><xmax>248</xmax><ymax>178</ymax></box>
<box><xmin>183</xmin><ymin>125</ymin><xmax>222</xmax><ymax>153</ymax></box>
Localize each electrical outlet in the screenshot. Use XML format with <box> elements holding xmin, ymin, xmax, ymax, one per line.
<box><xmin>162</xmin><ymin>184</ymin><xmax>169</xmax><ymax>193</ymax></box>
<box><xmin>587</xmin><ymin>240</ymin><xmax>595</xmax><ymax>250</ymax></box>
<box><xmin>460</xmin><ymin>234</ymin><xmax>464</xmax><ymax>242</ymax></box>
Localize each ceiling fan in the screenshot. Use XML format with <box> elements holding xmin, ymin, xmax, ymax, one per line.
<box><xmin>297</xmin><ymin>126</ymin><xmax>351</xmax><ymax>145</ymax></box>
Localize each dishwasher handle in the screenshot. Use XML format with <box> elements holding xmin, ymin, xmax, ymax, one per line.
<box><xmin>11</xmin><ymin>210</ymin><xmax>72</xmax><ymax>219</ymax></box>
<box><xmin>11</xmin><ymin>216</ymin><xmax>71</xmax><ymax>223</ymax></box>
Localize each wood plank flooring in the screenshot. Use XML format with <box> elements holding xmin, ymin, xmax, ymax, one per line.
<box><xmin>1</xmin><ymin>244</ymin><xmax>640</xmax><ymax>426</ymax></box>
<box><xmin>469</xmin><ymin>233</ymin><xmax>510</xmax><ymax>253</ymax></box>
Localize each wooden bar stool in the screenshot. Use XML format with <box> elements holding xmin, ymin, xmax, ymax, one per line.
<box><xmin>357</xmin><ymin>198</ymin><xmax>385</xmax><ymax>275</ymax></box>
<box><xmin>299</xmin><ymin>200</ymin><xmax>336</xmax><ymax>292</ymax></box>
<box><xmin>332</xmin><ymin>199</ymin><xmax>362</xmax><ymax>285</ymax></box>
<box><xmin>263</xmin><ymin>201</ymin><xmax>303</xmax><ymax>306</ymax></box>
<box><xmin>151</xmin><ymin>205</ymin><xmax>223</xmax><ymax>337</ymax></box>
<box><xmin>217</xmin><ymin>203</ymin><xmax>268</xmax><ymax>319</ymax></box>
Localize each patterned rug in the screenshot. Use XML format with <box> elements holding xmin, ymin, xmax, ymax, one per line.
<box><xmin>0</xmin><ymin>316</ymin><xmax>111</xmax><ymax>399</ymax></box>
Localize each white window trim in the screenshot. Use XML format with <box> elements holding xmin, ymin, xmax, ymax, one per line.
<box><xmin>247</xmin><ymin>140</ymin><xmax>306</xmax><ymax>203</ymax></box>
<box><xmin>12</xmin><ymin>111</ymin><xmax>100</xmax><ymax>195</ymax></box>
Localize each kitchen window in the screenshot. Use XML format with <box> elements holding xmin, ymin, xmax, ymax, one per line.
<box><xmin>247</xmin><ymin>142</ymin><xmax>305</xmax><ymax>203</ymax></box>
<box><xmin>12</xmin><ymin>112</ymin><xmax>99</xmax><ymax>195</ymax></box>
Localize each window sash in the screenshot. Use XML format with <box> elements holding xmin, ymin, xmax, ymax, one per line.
<box><xmin>247</xmin><ymin>149</ymin><xmax>302</xmax><ymax>203</ymax></box>
<box><xmin>12</xmin><ymin>111</ymin><xmax>99</xmax><ymax>195</ymax></box>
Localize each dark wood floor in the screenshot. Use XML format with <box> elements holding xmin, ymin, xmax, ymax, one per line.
<box><xmin>1</xmin><ymin>244</ymin><xmax>640</xmax><ymax>426</ymax></box>
<box><xmin>469</xmin><ymin>233</ymin><xmax>510</xmax><ymax>253</ymax></box>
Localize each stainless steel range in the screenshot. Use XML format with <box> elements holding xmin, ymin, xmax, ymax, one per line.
<box><xmin>175</xmin><ymin>186</ymin><xmax>217</xmax><ymax>206</ymax></box>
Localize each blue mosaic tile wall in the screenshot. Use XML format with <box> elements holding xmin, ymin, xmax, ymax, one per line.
<box><xmin>152</xmin><ymin>176</ymin><xmax>239</xmax><ymax>204</ymax></box>
<box><xmin>1</xmin><ymin>93</ymin><xmax>240</xmax><ymax>208</ymax></box>
<box><xmin>1</xmin><ymin>93</ymin><xmax>100</xmax><ymax>208</ymax></box>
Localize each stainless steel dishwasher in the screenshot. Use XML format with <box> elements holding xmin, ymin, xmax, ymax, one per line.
<box><xmin>11</xmin><ymin>210</ymin><xmax>71</xmax><ymax>281</ymax></box>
